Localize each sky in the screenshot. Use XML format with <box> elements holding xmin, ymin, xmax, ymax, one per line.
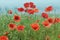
<box><xmin>0</xmin><ymin>0</ymin><xmax>60</xmax><ymax>13</ymax></box>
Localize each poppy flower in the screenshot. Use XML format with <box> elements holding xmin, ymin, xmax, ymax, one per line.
<box><xmin>54</xmin><ymin>18</ymin><xmax>60</xmax><ymax>23</ymax></box>
<box><xmin>14</xmin><ymin>15</ymin><xmax>21</xmax><ymax>22</ymax></box>
<box><xmin>30</xmin><ymin>5</ymin><xmax>36</xmax><ymax>8</ymax></box>
<box><xmin>33</xmin><ymin>8</ymin><xmax>39</xmax><ymax>13</ymax></box>
<box><xmin>17</xmin><ymin>8</ymin><xmax>24</xmax><ymax>12</ymax></box>
<box><xmin>29</xmin><ymin>2</ymin><xmax>36</xmax><ymax>8</ymax></box>
<box><xmin>30</xmin><ymin>23</ymin><xmax>40</xmax><ymax>31</ymax></box>
<box><xmin>8</xmin><ymin>10</ymin><xmax>12</xmax><ymax>14</ymax></box>
<box><xmin>45</xmin><ymin>6</ymin><xmax>53</xmax><ymax>12</ymax></box>
<box><xmin>24</xmin><ymin>2</ymin><xmax>29</xmax><ymax>8</ymax></box>
<box><xmin>47</xmin><ymin>18</ymin><xmax>54</xmax><ymax>23</ymax></box>
<box><xmin>42</xmin><ymin>20</ymin><xmax>52</xmax><ymax>28</ymax></box>
<box><xmin>29</xmin><ymin>2</ymin><xmax>34</xmax><ymax>6</ymax></box>
<box><xmin>42</xmin><ymin>12</ymin><xmax>48</xmax><ymax>18</ymax></box>
<box><xmin>27</xmin><ymin>9</ymin><xmax>35</xmax><ymax>14</ymax></box>
<box><xmin>8</xmin><ymin>23</ymin><xmax>16</xmax><ymax>30</ymax></box>
<box><xmin>0</xmin><ymin>36</ymin><xmax>9</xmax><ymax>40</ymax></box>
<box><xmin>16</xmin><ymin>25</ymin><xmax>25</xmax><ymax>32</ymax></box>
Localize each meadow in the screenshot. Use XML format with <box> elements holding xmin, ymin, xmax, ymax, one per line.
<box><xmin>0</xmin><ymin>2</ymin><xmax>60</xmax><ymax>40</ymax></box>
<box><xmin>0</xmin><ymin>13</ymin><xmax>60</xmax><ymax>40</ymax></box>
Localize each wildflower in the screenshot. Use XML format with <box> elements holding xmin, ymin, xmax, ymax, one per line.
<box><xmin>27</xmin><ymin>9</ymin><xmax>35</xmax><ymax>14</ymax></box>
<box><xmin>29</xmin><ymin>2</ymin><xmax>34</xmax><ymax>6</ymax></box>
<box><xmin>0</xmin><ymin>36</ymin><xmax>9</xmax><ymax>40</ymax></box>
<box><xmin>54</xmin><ymin>18</ymin><xmax>60</xmax><ymax>23</ymax></box>
<box><xmin>29</xmin><ymin>2</ymin><xmax>36</xmax><ymax>8</ymax></box>
<box><xmin>8</xmin><ymin>23</ymin><xmax>16</xmax><ymax>30</ymax></box>
<box><xmin>42</xmin><ymin>12</ymin><xmax>48</xmax><ymax>18</ymax></box>
<box><xmin>30</xmin><ymin>23</ymin><xmax>40</xmax><ymax>31</ymax></box>
<box><xmin>17</xmin><ymin>8</ymin><xmax>24</xmax><ymax>12</ymax></box>
<box><xmin>45</xmin><ymin>6</ymin><xmax>53</xmax><ymax>12</ymax></box>
<box><xmin>47</xmin><ymin>18</ymin><xmax>54</xmax><ymax>23</ymax></box>
<box><xmin>42</xmin><ymin>20</ymin><xmax>52</xmax><ymax>28</ymax></box>
<box><xmin>16</xmin><ymin>25</ymin><xmax>25</xmax><ymax>32</ymax></box>
<box><xmin>24</xmin><ymin>2</ymin><xmax>29</xmax><ymax>8</ymax></box>
<box><xmin>14</xmin><ymin>15</ymin><xmax>21</xmax><ymax>22</ymax></box>
<box><xmin>30</xmin><ymin>5</ymin><xmax>36</xmax><ymax>8</ymax></box>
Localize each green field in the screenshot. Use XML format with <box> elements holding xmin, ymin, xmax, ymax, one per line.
<box><xmin>0</xmin><ymin>13</ymin><xmax>60</xmax><ymax>40</ymax></box>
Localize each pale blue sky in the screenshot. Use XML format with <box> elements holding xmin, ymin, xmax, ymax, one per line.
<box><xmin>0</xmin><ymin>0</ymin><xmax>60</xmax><ymax>13</ymax></box>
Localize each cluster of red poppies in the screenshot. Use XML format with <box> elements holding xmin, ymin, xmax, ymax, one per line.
<box><xmin>8</xmin><ymin>2</ymin><xmax>60</xmax><ymax>32</ymax></box>
<box><xmin>42</xmin><ymin>6</ymin><xmax>53</xmax><ymax>19</ymax></box>
<box><xmin>8</xmin><ymin>2</ymin><xmax>39</xmax><ymax>14</ymax></box>
<box><xmin>41</xmin><ymin>6</ymin><xmax>60</xmax><ymax>28</ymax></box>
<box><xmin>0</xmin><ymin>2</ymin><xmax>60</xmax><ymax>40</ymax></box>
<box><xmin>7</xmin><ymin>14</ymin><xmax>25</xmax><ymax>32</ymax></box>
<box><xmin>7</xmin><ymin>2</ymin><xmax>39</xmax><ymax>33</ymax></box>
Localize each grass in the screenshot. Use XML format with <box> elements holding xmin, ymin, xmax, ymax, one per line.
<box><xmin>0</xmin><ymin>13</ymin><xmax>60</xmax><ymax>40</ymax></box>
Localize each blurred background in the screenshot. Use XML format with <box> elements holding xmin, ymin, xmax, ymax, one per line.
<box><xmin>0</xmin><ymin>0</ymin><xmax>60</xmax><ymax>14</ymax></box>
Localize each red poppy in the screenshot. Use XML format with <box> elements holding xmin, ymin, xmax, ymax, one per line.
<box><xmin>8</xmin><ymin>23</ymin><xmax>16</xmax><ymax>30</ymax></box>
<box><xmin>16</xmin><ymin>25</ymin><xmax>25</xmax><ymax>32</ymax></box>
<box><xmin>8</xmin><ymin>10</ymin><xmax>12</xmax><ymax>14</ymax></box>
<box><xmin>30</xmin><ymin>23</ymin><xmax>40</xmax><ymax>31</ymax></box>
<box><xmin>17</xmin><ymin>8</ymin><xmax>24</xmax><ymax>12</ymax></box>
<box><xmin>29</xmin><ymin>2</ymin><xmax>34</xmax><ymax>6</ymax></box>
<box><xmin>0</xmin><ymin>36</ymin><xmax>9</xmax><ymax>40</ymax></box>
<box><xmin>42</xmin><ymin>20</ymin><xmax>52</xmax><ymax>28</ymax></box>
<box><xmin>54</xmin><ymin>18</ymin><xmax>60</xmax><ymax>23</ymax></box>
<box><xmin>29</xmin><ymin>2</ymin><xmax>36</xmax><ymax>8</ymax></box>
<box><xmin>24</xmin><ymin>2</ymin><xmax>29</xmax><ymax>8</ymax></box>
<box><xmin>47</xmin><ymin>18</ymin><xmax>54</xmax><ymax>23</ymax></box>
<box><xmin>42</xmin><ymin>12</ymin><xmax>48</xmax><ymax>18</ymax></box>
<box><xmin>14</xmin><ymin>15</ymin><xmax>21</xmax><ymax>22</ymax></box>
<box><xmin>27</xmin><ymin>9</ymin><xmax>35</xmax><ymax>14</ymax></box>
<box><xmin>30</xmin><ymin>5</ymin><xmax>36</xmax><ymax>8</ymax></box>
<box><xmin>45</xmin><ymin>6</ymin><xmax>53</xmax><ymax>12</ymax></box>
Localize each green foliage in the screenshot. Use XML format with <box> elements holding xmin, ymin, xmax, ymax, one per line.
<box><xmin>0</xmin><ymin>14</ymin><xmax>60</xmax><ymax>40</ymax></box>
